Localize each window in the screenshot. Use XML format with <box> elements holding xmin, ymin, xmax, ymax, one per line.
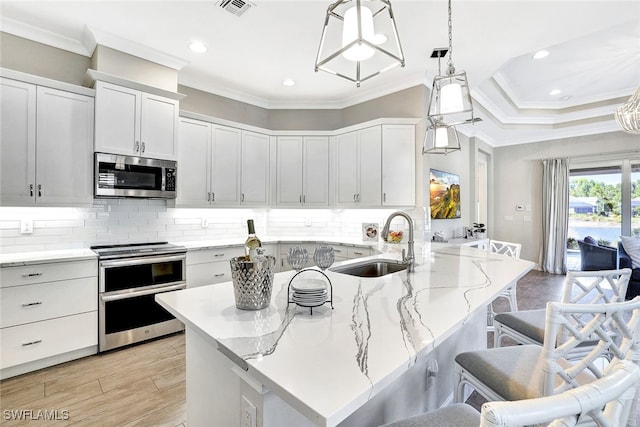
<box><xmin>567</xmin><ymin>159</ymin><xmax>640</xmax><ymax>271</ymax></box>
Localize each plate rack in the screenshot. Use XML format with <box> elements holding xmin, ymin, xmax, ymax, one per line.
<box><xmin>286</xmin><ymin>268</ymin><xmax>333</xmax><ymax>315</ymax></box>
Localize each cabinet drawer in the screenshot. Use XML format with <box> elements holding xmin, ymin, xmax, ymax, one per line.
<box><xmin>0</xmin><ymin>311</ymin><xmax>97</xmax><ymax>369</ymax></box>
<box><xmin>187</xmin><ymin>261</ymin><xmax>231</xmax><ymax>288</ymax></box>
<box><xmin>0</xmin><ymin>259</ymin><xmax>97</xmax><ymax>288</ymax></box>
<box><xmin>348</xmin><ymin>247</ymin><xmax>372</xmax><ymax>258</ymax></box>
<box><xmin>327</xmin><ymin>244</ymin><xmax>348</xmax><ymax>261</ymax></box>
<box><xmin>187</xmin><ymin>246</ymin><xmax>244</xmax><ymax>265</ymax></box>
<box><xmin>1</xmin><ymin>277</ymin><xmax>97</xmax><ymax>328</ymax></box>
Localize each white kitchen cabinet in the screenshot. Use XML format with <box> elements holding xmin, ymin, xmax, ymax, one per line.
<box><xmin>240</xmin><ymin>130</ymin><xmax>270</xmax><ymax>206</ymax></box>
<box><xmin>210</xmin><ymin>125</ymin><xmax>241</xmax><ymax>205</ymax></box>
<box><xmin>0</xmin><ymin>78</ymin><xmax>94</xmax><ymax>206</ymax></box>
<box><xmin>382</xmin><ymin>124</ymin><xmax>415</xmax><ymax>206</ymax></box>
<box><xmin>187</xmin><ymin>244</ymin><xmax>277</xmax><ymax>286</ymax></box>
<box><xmin>186</xmin><ymin>246</ymin><xmax>245</xmax><ymax>288</ymax></box>
<box><xmin>336</xmin><ymin>126</ymin><xmax>382</xmax><ymax>207</ymax></box>
<box><xmin>177</xmin><ymin>118</ymin><xmax>269</xmax><ymax>207</ymax></box>
<box><xmin>94</xmin><ymin>81</ymin><xmax>178</xmax><ymax>160</ymax></box>
<box><xmin>177</xmin><ymin>118</ymin><xmax>211</xmax><ymax>206</ymax></box>
<box><xmin>0</xmin><ymin>259</ymin><xmax>98</xmax><ymax>378</ymax></box>
<box><xmin>276</xmin><ymin>136</ymin><xmax>329</xmax><ymax>207</ymax></box>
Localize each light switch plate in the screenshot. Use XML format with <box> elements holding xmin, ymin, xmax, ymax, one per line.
<box><xmin>20</xmin><ymin>219</ymin><xmax>33</xmax><ymax>234</ymax></box>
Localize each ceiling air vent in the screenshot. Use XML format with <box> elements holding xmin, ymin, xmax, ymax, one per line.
<box><xmin>217</xmin><ymin>0</ymin><xmax>254</xmax><ymax>16</ymax></box>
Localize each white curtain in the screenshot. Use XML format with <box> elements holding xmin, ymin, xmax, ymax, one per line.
<box><xmin>540</xmin><ymin>158</ymin><xmax>569</xmax><ymax>274</ymax></box>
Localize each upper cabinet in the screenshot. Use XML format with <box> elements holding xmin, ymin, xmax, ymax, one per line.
<box><xmin>276</xmin><ymin>136</ymin><xmax>329</xmax><ymax>207</ymax></box>
<box><xmin>336</xmin><ymin>126</ymin><xmax>382</xmax><ymax>207</ymax></box>
<box><xmin>0</xmin><ymin>78</ymin><xmax>94</xmax><ymax>206</ymax></box>
<box><xmin>382</xmin><ymin>125</ymin><xmax>415</xmax><ymax>207</ymax></box>
<box><xmin>240</xmin><ymin>130</ymin><xmax>270</xmax><ymax>206</ymax></box>
<box><xmin>336</xmin><ymin>124</ymin><xmax>415</xmax><ymax>207</ymax></box>
<box><xmin>94</xmin><ymin>81</ymin><xmax>178</xmax><ymax>160</ymax></box>
<box><xmin>177</xmin><ymin>118</ymin><xmax>269</xmax><ymax>207</ymax></box>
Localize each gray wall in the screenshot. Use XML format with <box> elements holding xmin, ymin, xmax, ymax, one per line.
<box><xmin>492</xmin><ymin>131</ymin><xmax>640</xmax><ymax>263</ymax></box>
<box><xmin>0</xmin><ymin>32</ymin><xmax>90</xmax><ymax>85</ymax></box>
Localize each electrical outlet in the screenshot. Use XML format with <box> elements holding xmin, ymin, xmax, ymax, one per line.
<box><xmin>425</xmin><ymin>359</ymin><xmax>438</xmax><ymax>390</ymax></box>
<box><xmin>305</xmin><ymin>218</ymin><xmax>312</xmax><ymax>227</ymax></box>
<box><xmin>20</xmin><ymin>219</ymin><xmax>33</xmax><ymax>234</ymax></box>
<box><xmin>241</xmin><ymin>396</ymin><xmax>256</xmax><ymax>427</ymax></box>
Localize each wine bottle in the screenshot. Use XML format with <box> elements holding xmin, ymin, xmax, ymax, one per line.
<box><xmin>245</xmin><ymin>219</ymin><xmax>263</xmax><ymax>260</ymax></box>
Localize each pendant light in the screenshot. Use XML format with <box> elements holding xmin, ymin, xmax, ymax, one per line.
<box><xmin>615</xmin><ymin>86</ymin><xmax>640</xmax><ymax>134</ymax></box>
<box><xmin>315</xmin><ymin>0</ymin><xmax>405</xmax><ymax>87</ymax></box>
<box><xmin>423</xmin><ymin>116</ymin><xmax>461</xmax><ymax>155</ymax></box>
<box><xmin>426</xmin><ymin>0</ymin><xmax>474</xmax><ymax>126</ymax></box>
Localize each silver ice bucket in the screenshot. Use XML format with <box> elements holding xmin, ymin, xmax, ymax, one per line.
<box><xmin>230</xmin><ymin>255</ymin><xmax>276</xmax><ymax>310</ymax></box>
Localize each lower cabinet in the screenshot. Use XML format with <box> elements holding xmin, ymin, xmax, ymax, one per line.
<box><xmin>0</xmin><ymin>259</ymin><xmax>98</xmax><ymax>379</ymax></box>
<box><xmin>186</xmin><ymin>246</ymin><xmax>246</xmax><ymax>288</ymax></box>
<box><xmin>187</xmin><ymin>244</ymin><xmax>279</xmax><ymax>285</ymax></box>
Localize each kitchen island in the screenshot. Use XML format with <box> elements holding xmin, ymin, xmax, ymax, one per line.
<box><xmin>156</xmin><ymin>244</ymin><xmax>534</xmax><ymax>426</ymax></box>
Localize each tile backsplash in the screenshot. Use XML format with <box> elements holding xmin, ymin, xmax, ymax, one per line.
<box><xmin>0</xmin><ymin>200</ymin><xmax>423</xmax><ymax>253</ymax></box>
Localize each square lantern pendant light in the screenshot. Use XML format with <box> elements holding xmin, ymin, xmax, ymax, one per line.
<box><xmin>423</xmin><ymin>116</ymin><xmax>461</xmax><ymax>155</ymax></box>
<box><xmin>426</xmin><ymin>0</ymin><xmax>475</xmax><ymax>126</ymax></box>
<box><xmin>615</xmin><ymin>86</ymin><xmax>640</xmax><ymax>134</ymax></box>
<box><xmin>315</xmin><ymin>0</ymin><xmax>405</xmax><ymax>87</ymax></box>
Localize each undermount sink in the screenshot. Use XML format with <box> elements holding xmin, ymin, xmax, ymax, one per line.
<box><xmin>329</xmin><ymin>259</ymin><xmax>408</xmax><ymax>278</ymax></box>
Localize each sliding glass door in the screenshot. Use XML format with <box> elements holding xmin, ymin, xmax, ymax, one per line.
<box><xmin>567</xmin><ymin>159</ymin><xmax>640</xmax><ymax>271</ymax></box>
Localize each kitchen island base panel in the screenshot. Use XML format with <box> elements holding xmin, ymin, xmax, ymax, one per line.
<box><xmin>185</xmin><ymin>309</ymin><xmax>486</xmax><ymax>427</ymax></box>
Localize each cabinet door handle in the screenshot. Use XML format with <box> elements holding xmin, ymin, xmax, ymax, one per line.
<box><xmin>214</xmin><ymin>273</ymin><xmax>225</xmax><ymax>277</ymax></box>
<box><xmin>303</xmin><ymin>195</ymin><xmax>306</xmax><ymax>204</ymax></box>
<box><xmin>135</xmin><ymin>141</ymin><xmax>140</xmax><ymax>152</ymax></box>
<box><xmin>22</xmin><ymin>339</ymin><xmax>42</xmax><ymax>347</ymax></box>
<box><xmin>22</xmin><ymin>272</ymin><xmax>43</xmax><ymax>278</ymax></box>
<box><xmin>383</xmin><ymin>193</ymin><xmax>386</xmax><ymax>202</ymax></box>
<box><xmin>212</xmin><ymin>193</ymin><xmax>215</xmax><ymax>202</ymax></box>
<box><xmin>22</xmin><ymin>301</ymin><xmax>43</xmax><ymax>307</ymax></box>
<box><xmin>141</xmin><ymin>142</ymin><xmax>146</xmax><ymax>154</ymax></box>
<box><xmin>299</xmin><ymin>195</ymin><xmax>302</xmax><ymax>203</ymax></box>
<box><xmin>37</xmin><ymin>184</ymin><xmax>42</xmax><ymax>197</ymax></box>
<box><xmin>241</xmin><ymin>193</ymin><xmax>245</xmax><ymax>202</ymax></box>
<box><xmin>207</xmin><ymin>192</ymin><xmax>211</xmax><ymax>202</ymax></box>
<box><xmin>353</xmin><ymin>251</ymin><xmax>363</xmax><ymax>255</ymax></box>
<box><xmin>29</xmin><ymin>184</ymin><xmax>34</xmax><ymax>197</ymax></box>
<box><xmin>214</xmin><ymin>253</ymin><xmax>225</xmax><ymax>258</ymax></box>
<box><xmin>353</xmin><ymin>194</ymin><xmax>357</xmax><ymax>202</ymax></box>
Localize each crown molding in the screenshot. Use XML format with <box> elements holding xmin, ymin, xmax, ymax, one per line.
<box><xmin>83</xmin><ymin>26</ymin><xmax>189</xmax><ymax>71</ymax></box>
<box><xmin>1</xmin><ymin>17</ymin><xmax>91</xmax><ymax>56</ymax></box>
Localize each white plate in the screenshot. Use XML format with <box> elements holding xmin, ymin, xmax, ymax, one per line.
<box><xmin>292</xmin><ymin>278</ymin><xmax>327</xmax><ymax>293</ymax></box>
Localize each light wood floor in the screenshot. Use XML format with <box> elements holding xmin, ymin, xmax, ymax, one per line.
<box><xmin>0</xmin><ymin>271</ymin><xmax>618</xmax><ymax>426</ymax></box>
<box><xmin>0</xmin><ymin>333</ymin><xmax>186</xmax><ymax>426</ymax></box>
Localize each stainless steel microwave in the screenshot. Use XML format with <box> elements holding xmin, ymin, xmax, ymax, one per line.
<box><xmin>94</xmin><ymin>153</ymin><xmax>177</xmax><ymax>199</ymax></box>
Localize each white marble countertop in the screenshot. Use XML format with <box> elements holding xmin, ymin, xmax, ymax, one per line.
<box><xmin>175</xmin><ymin>236</ymin><xmax>382</xmax><ymax>251</ymax></box>
<box><xmin>0</xmin><ymin>248</ymin><xmax>97</xmax><ymax>267</ymax></box>
<box><xmin>0</xmin><ymin>237</ymin><xmax>379</xmax><ymax>266</ymax></box>
<box><xmin>157</xmin><ymin>245</ymin><xmax>534</xmax><ymax>426</ymax></box>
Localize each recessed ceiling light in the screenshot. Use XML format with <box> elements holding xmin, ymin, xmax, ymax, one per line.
<box><xmin>189</xmin><ymin>41</ymin><xmax>208</xmax><ymax>53</ymax></box>
<box><xmin>282</xmin><ymin>79</ymin><xmax>296</xmax><ymax>87</ymax></box>
<box><xmin>549</xmin><ymin>89</ymin><xmax>562</xmax><ymax>96</ymax></box>
<box><xmin>533</xmin><ymin>50</ymin><xmax>549</xmax><ymax>59</ymax></box>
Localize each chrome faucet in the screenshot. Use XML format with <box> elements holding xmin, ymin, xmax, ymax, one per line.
<box><xmin>381</xmin><ymin>211</ymin><xmax>415</xmax><ymax>272</ymax></box>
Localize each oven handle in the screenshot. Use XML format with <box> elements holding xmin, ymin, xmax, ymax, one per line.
<box><xmin>99</xmin><ymin>254</ymin><xmax>186</xmax><ymax>268</ymax></box>
<box><xmin>100</xmin><ymin>283</ymin><xmax>186</xmax><ymax>302</ymax></box>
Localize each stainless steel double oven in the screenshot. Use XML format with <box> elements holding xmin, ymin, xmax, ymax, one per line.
<box><xmin>92</xmin><ymin>242</ymin><xmax>186</xmax><ymax>352</ymax></box>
